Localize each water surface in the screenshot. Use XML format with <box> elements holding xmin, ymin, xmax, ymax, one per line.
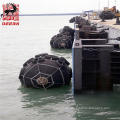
<box><xmin>0</xmin><ymin>16</ymin><xmax>120</xmax><ymax>120</ymax></box>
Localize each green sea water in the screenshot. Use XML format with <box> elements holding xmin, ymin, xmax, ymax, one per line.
<box><xmin>0</xmin><ymin>16</ymin><xmax>120</xmax><ymax>120</ymax></box>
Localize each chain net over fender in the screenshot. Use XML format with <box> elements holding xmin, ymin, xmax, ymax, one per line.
<box><xmin>50</xmin><ymin>26</ymin><xmax>74</xmax><ymax>49</ymax></box>
<box><xmin>19</xmin><ymin>53</ymin><xmax>72</xmax><ymax>89</ymax></box>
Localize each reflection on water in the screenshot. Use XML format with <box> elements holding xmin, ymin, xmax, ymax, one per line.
<box><xmin>19</xmin><ymin>86</ymin><xmax>72</xmax><ymax>108</ymax></box>
<box><xmin>18</xmin><ymin>86</ymin><xmax>120</xmax><ymax>120</ymax></box>
<box><xmin>18</xmin><ymin>86</ymin><xmax>76</xmax><ymax>120</ymax></box>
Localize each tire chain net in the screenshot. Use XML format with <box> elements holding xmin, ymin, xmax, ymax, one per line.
<box><xmin>19</xmin><ymin>53</ymin><xmax>72</xmax><ymax>89</ymax></box>
<box><xmin>50</xmin><ymin>26</ymin><xmax>74</xmax><ymax>49</ymax></box>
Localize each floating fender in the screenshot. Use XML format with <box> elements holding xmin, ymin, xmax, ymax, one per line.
<box><xmin>19</xmin><ymin>54</ymin><xmax>72</xmax><ymax>89</ymax></box>
<box><xmin>69</xmin><ymin>16</ymin><xmax>91</xmax><ymax>26</ymax></box>
<box><xmin>50</xmin><ymin>34</ymin><xmax>73</xmax><ymax>49</ymax></box>
<box><xmin>69</xmin><ymin>17</ymin><xmax>75</xmax><ymax>23</ymax></box>
<box><xmin>50</xmin><ymin>26</ymin><xmax>74</xmax><ymax>49</ymax></box>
